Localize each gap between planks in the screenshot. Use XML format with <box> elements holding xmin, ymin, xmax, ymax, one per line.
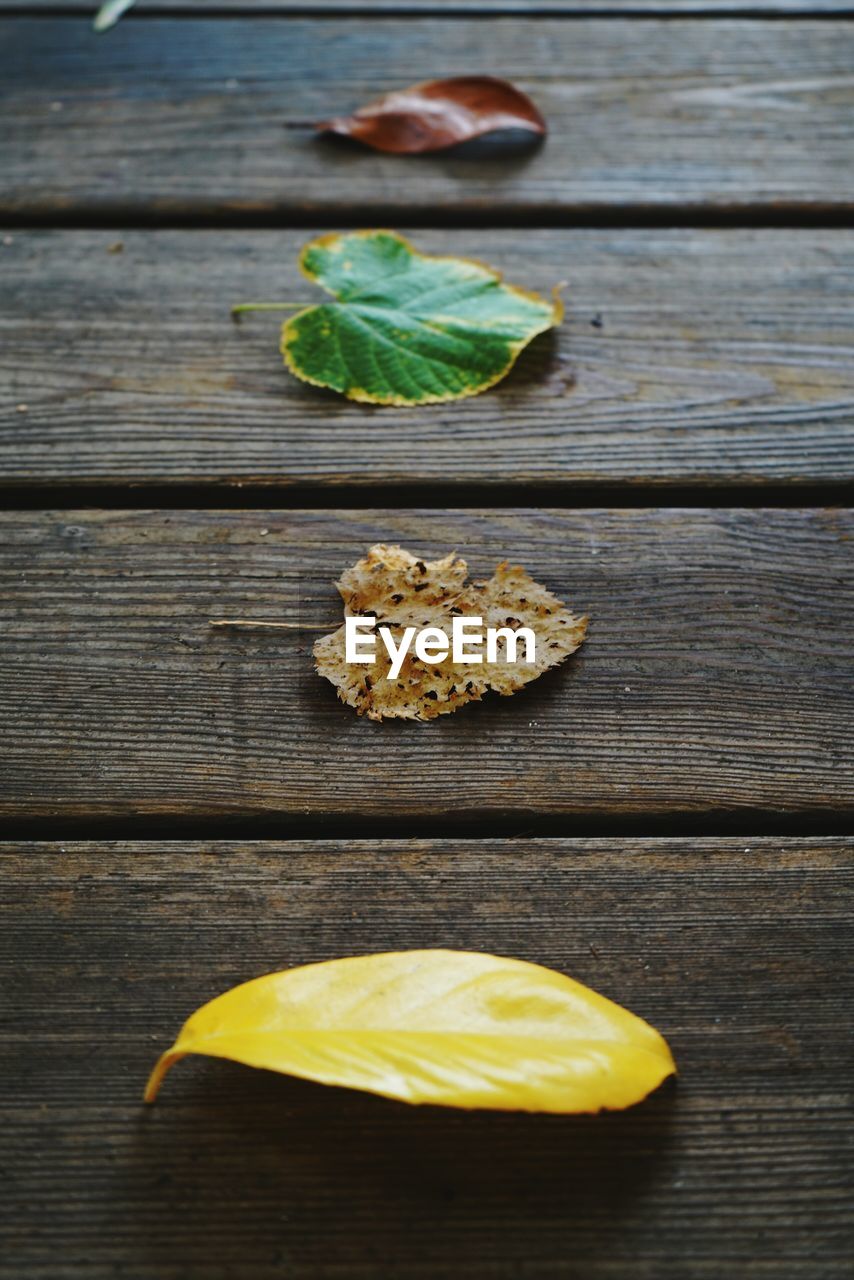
<box><xmin>4</xmin><ymin>208</ymin><xmax>854</xmax><ymax>230</ymax></box>
<box><xmin>3</xmin><ymin>812</ymin><xmax>854</xmax><ymax>843</ymax></box>
<box><xmin>0</xmin><ymin>482</ymin><xmax>852</xmax><ymax>510</ymax></box>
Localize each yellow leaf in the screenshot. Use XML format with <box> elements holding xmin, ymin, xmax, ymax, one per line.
<box><xmin>145</xmin><ymin>950</ymin><xmax>674</xmax><ymax>1113</ymax></box>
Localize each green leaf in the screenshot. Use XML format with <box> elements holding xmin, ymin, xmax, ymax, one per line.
<box><xmin>281</xmin><ymin>230</ymin><xmax>562</xmax><ymax>406</ymax></box>
<box><xmin>93</xmin><ymin>0</ymin><xmax>137</xmax><ymax>32</ymax></box>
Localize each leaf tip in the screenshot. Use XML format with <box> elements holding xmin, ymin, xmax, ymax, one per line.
<box><xmin>92</xmin><ymin>0</ymin><xmax>136</xmax><ymax>32</ymax></box>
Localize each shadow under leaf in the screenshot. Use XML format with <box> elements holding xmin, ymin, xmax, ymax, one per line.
<box><xmin>129</xmin><ymin>1061</ymin><xmax>677</xmax><ymax>1275</ymax></box>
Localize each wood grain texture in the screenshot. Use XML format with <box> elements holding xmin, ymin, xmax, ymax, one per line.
<box><xmin>10</xmin><ymin>1</ymin><xmax>854</xmax><ymax>12</ymax></box>
<box><xmin>2</xmin><ymin>229</ymin><xmax>853</xmax><ymax>489</ymax></box>
<box><xmin>1</xmin><ymin>838</ymin><xmax>851</xmax><ymax>1278</ymax></box>
<box><xmin>1</xmin><ymin>508</ymin><xmax>852</xmax><ymax>821</ymax></box>
<box><xmin>3</xmin><ymin>17</ymin><xmax>854</xmax><ymax>217</ymax></box>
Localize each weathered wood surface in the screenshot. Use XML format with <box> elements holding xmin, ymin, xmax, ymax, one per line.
<box><xmin>3</xmin><ymin>229</ymin><xmax>853</xmax><ymax>490</ymax></box>
<box><xmin>1</xmin><ymin>508</ymin><xmax>852</xmax><ymax>822</ymax></box>
<box><xmin>11</xmin><ymin>1</ymin><xmax>854</xmax><ymax>12</ymax></box>
<box><xmin>3</xmin><ymin>18</ymin><xmax>854</xmax><ymax>217</ymax></box>
<box><xmin>1</xmin><ymin>838</ymin><xmax>851</xmax><ymax>1278</ymax></box>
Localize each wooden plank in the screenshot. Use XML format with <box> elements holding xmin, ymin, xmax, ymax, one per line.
<box><xmin>1</xmin><ymin>508</ymin><xmax>852</xmax><ymax>822</ymax></box>
<box><xmin>3</xmin><ymin>18</ymin><xmax>854</xmax><ymax>217</ymax></box>
<box><xmin>9</xmin><ymin>1</ymin><xmax>854</xmax><ymax>13</ymax></box>
<box><xmin>8</xmin><ymin>0</ymin><xmax>854</xmax><ymax>11</ymax></box>
<box><xmin>2</xmin><ymin>229</ymin><xmax>853</xmax><ymax>490</ymax></box>
<box><xmin>2</xmin><ymin>838</ymin><xmax>851</xmax><ymax>1278</ymax></box>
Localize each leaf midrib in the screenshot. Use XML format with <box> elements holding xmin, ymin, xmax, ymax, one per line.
<box><xmin>331</xmin><ymin>304</ymin><xmax>499</xmax><ymax>382</ymax></box>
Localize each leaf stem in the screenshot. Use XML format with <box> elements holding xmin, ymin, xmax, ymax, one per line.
<box><xmin>230</xmin><ymin>301</ymin><xmax>311</xmax><ymax>323</ymax></box>
<box><xmin>209</xmin><ymin>619</ymin><xmax>334</xmax><ymax>629</ymax></box>
<box><xmin>143</xmin><ymin>1051</ymin><xmax>182</xmax><ymax>1103</ymax></box>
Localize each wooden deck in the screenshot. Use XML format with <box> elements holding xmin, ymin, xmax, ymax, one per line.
<box><xmin>0</xmin><ymin>1</ymin><xmax>852</xmax><ymax>1276</ymax></box>
<box><xmin>3</xmin><ymin>229</ymin><xmax>853</xmax><ymax>490</ymax></box>
<box><xmin>3</xmin><ymin>839</ymin><xmax>852</xmax><ymax>1278</ymax></box>
<box><xmin>5</xmin><ymin>16</ymin><xmax>854</xmax><ymax>219</ymax></box>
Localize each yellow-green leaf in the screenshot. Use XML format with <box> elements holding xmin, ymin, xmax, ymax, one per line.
<box><xmin>93</xmin><ymin>0</ymin><xmax>137</xmax><ymax>32</ymax></box>
<box><xmin>280</xmin><ymin>230</ymin><xmax>562</xmax><ymax>406</ymax></box>
<box><xmin>145</xmin><ymin>950</ymin><xmax>674</xmax><ymax>1113</ymax></box>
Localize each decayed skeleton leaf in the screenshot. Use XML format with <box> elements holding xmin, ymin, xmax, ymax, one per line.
<box><xmin>314</xmin><ymin>544</ymin><xmax>588</xmax><ymax>720</ymax></box>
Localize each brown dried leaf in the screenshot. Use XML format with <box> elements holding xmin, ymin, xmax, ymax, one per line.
<box><xmin>313</xmin><ymin>544</ymin><xmax>588</xmax><ymax>722</ymax></box>
<box><xmin>316</xmin><ymin>76</ymin><xmax>546</xmax><ymax>155</ymax></box>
